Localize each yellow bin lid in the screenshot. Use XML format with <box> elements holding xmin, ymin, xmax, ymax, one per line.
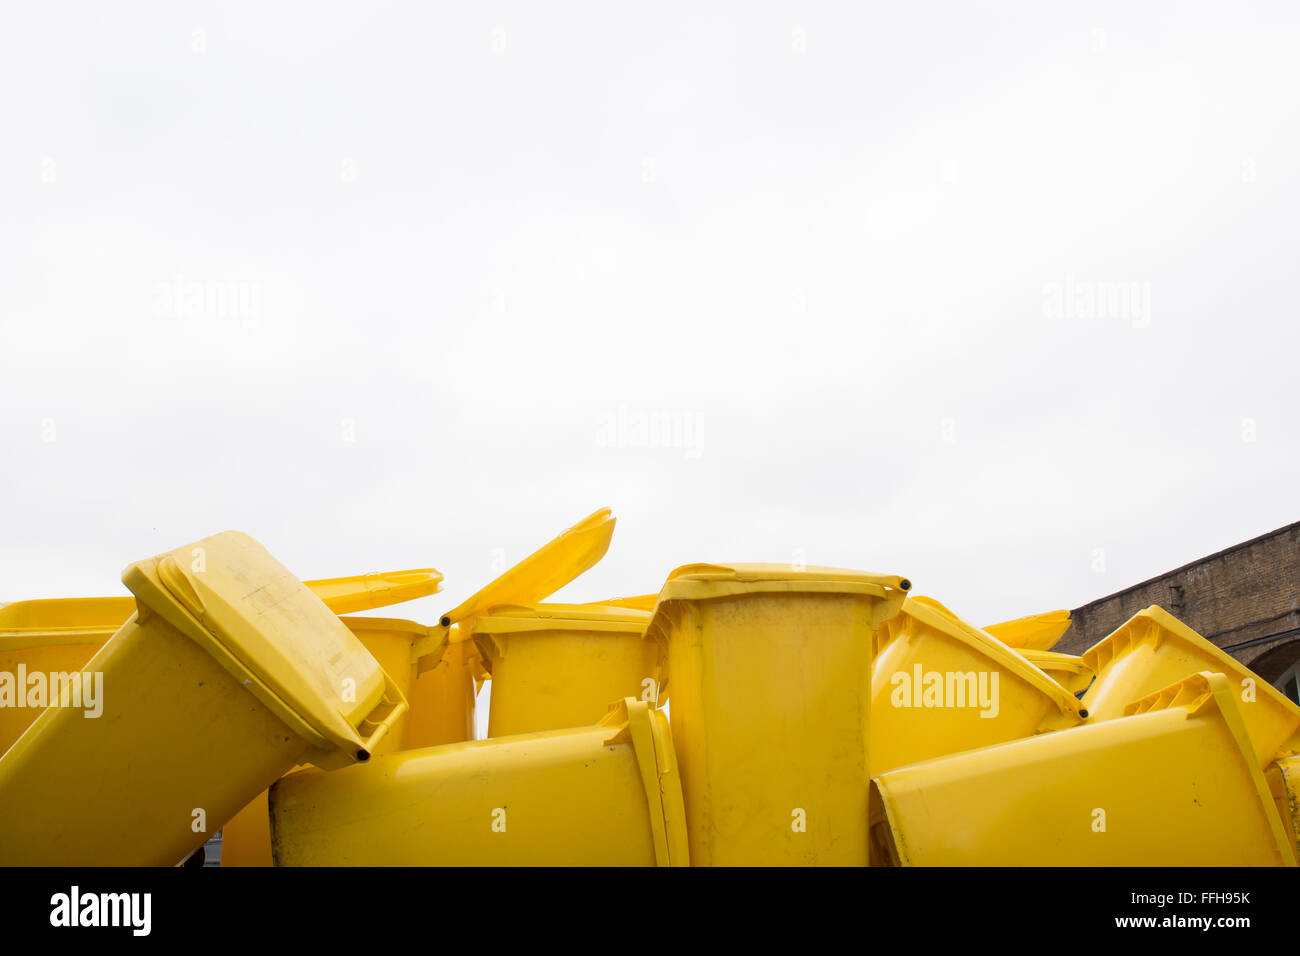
<box><xmin>983</xmin><ymin>609</ymin><xmax>1072</xmax><ymax>651</ymax></box>
<box><xmin>123</xmin><ymin>531</ymin><xmax>403</xmax><ymax>766</ymax></box>
<box><xmin>440</xmin><ymin>508</ymin><xmax>617</xmax><ymax>627</ymax></box>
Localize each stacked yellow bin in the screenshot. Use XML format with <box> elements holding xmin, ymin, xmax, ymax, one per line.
<box><xmin>2</xmin><ymin>508</ymin><xmax>1297</xmax><ymax>868</ymax></box>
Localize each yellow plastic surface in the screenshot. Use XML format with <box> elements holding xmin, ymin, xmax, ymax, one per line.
<box><xmin>588</xmin><ymin>595</ymin><xmax>658</xmax><ymax>612</ymax></box>
<box><xmin>1265</xmin><ymin>755</ymin><xmax>1300</xmax><ymax>860</ymax></box>
<box><xmin>473</xmin><ymin>603</ymin><xmax>658</xmax><ymax>737</ymax></box>
<box><xmin>1018</xmin><ymin>648</ymin><xmax>1094</xmax><ymax>695</ymax></box>
<box><xmin>871</xmin><ymin>672</ymin><xmax>1297</xmax><ymax>866</ymax></box>
<box><xmin>645</xmin><ymin>562</ymin><xmax>910</xmax><ymax>865</ymax></box>
<box><xmin>1082</xmin><ymin>605</ymin><xmax>1300</xmax><ymax>768</ymax></box>
<box><xmin>405</xmin><ymin>630</ymin><xmax>478</xmax><ymax>749</ymax></box>
<box><xmin>0</xmin><ymin>597</ymin><xmax>136</xmax><ymax>630</ymax></box>
<box><xmin>0</xmin><ymin>634</ymin><xmax>107</xmax><ymax>757</ymax></box>
<box><xmin>221</xmin><ymin>615</ymin><xmax>477</xmax><ymax>866</ymax></box>
<box><xmin>983</xmin><ymin>609</ymin><xmax>1072</xmax><ymax>651</ymax></box>
<box><xmin>269</xmin><ymin>697</ymin><xmax>688</xmax><ymax>866</ymax></box>
<box><xmin>0</xmin><ymin>531</ymin><xmax>405</xmax><ymax>866</ymax></box>
<box><xmin>440</xmin><ymin>508</ymin><xmax>616</xmax><ymax>626</ymax></box>
<box><xmin>870</xmin><ymin>596</ymin><xmax>1084</xmax><ymax>775</ymax></box>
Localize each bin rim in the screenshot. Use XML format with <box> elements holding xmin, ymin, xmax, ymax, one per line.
<box><xmin>337</xmin><ymin>615</ymin><xmax>433</xmax><ymax>637</ymax></box>
<box><xmin>585</xmin><ymin>594</ymin><xmax>658</xmax><ymax>612</ymax></box>
<box><xmin>1084</xmin><ymin>605</ymin><xmax>1300</xmax><ymax>741</ymax></box>
<box><xmin>473</xmin><ymin>601</ymin><xmax>651</xmax><ymax>636</ymax></box>
<box><xmin>122</xmin><ymin>531</ymin><xmax>407</xmax><ymax>767</ymax></box>
<box><xmin>651</xmin><ymin>562</ymin><xmax>911</xmax><ymax>608</ymax></box>
<box><xmin>1017</xmin><ymin>647</ymin><xmax>1093</xmax><ymax>674</ymax></box>
<box><xmin>439</xmin><ymin>508</ymin><xmax>616</xmax><ymax>627</ymax></box>
<box><xmin>894</xmin><ymin>596</ymin><xmax>1083</xmax><ymax>719</ymax></box>
<box><xmin>0</xmin><ymin>596</ymin><xmax>136</xmax><ymax>630</ymax></box>
<box><xmin>0</xmin><ymin>628</ymin><xmax>120</xmax><ymax>650</ymax></box>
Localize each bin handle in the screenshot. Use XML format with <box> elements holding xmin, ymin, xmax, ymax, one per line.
<box><xmin>355</xmin><ymin>670</ymin><xmax>409</xmax><ymax>757</ymax></box>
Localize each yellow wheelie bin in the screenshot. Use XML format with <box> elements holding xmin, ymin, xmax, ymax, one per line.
<box><xmin>870</xmin><ymin>596</ymin><xmax>1083</xmax><ymax>775</ymax></box>
<box><xmin>473</xmin><ymin>603</ymin><xmax>659</xmax><ymax>737</ymax></box>
<box><xmin>269</xmin><ymin>697</ymin><xmax>688</xmax><ymax>866</ymax></box>
<box><xmin>1083</xmin><ymin>605</ymin><xmax>1300</xmax><ymax>767</ymax></box>
<box><xmin>870</xmin><ymin>671</ymin><xmax>1297</xmax><ymax>866</ymax></box>
<box><xmin>0</xmin><ymin>531</ymin><xmax>407</xmax><ymax>866</ymax></box>
<box><xmin>645</xmin><ymin>562</ymin><xmax>910</xmax><ymax>866</ymax></box>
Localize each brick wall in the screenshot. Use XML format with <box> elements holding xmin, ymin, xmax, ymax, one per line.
<box><xmin>1056</xmin><ymin>521</ymin><xmax>1300</xmax><ymax>679</ymax></box>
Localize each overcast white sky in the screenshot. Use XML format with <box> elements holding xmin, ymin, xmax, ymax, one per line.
<box><xmin>3</xmin><ymin>2</ymin><xmax>1297</xmax><ymax>642</ymax></box>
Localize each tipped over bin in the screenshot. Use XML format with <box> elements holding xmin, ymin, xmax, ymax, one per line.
<box><xmin>220</xmin><ymin>615</ymin><xmax>455</xmax><ymax>867</ymax></box>
<box><xmin>269</xmin><ymin>697</ymin><xmax>687</xmax><ymax>866</ymax></box>
<box><xmin>0</xmin><ymin>531</ymin><xmax>407</xmax><ymax>866</ymax></box>
<box><xmin>473</xmin><ymin>603</ymin><xmax>659</xmax><ymax>737</ymax></box>
<box><xmin>646</xmin><ymin>563</ymin><xmax>910</xmax><ymax>866</ymax></box>
<box><xmin>1083</xmin><ymin>605</ymin><xmax>1300</xmax><ymax>767</ymax></box>
<box><xmin>870</xmin><ymin>671</ymin><xmax>1298</xmax><ymax>866</ymax></box>
<box><xmin>870</xmin><ymin>596</ymin><xmax>1084</xmax><ymax>775</ymax></box>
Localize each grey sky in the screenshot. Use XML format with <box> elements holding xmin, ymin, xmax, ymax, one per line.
<box><xmin>2</xmin><ymin>2</ymin><xmax>1297</xmax><ymax>641</ymax></box>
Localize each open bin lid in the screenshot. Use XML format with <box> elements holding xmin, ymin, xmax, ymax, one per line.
<box><xmin>439</xmin><ymin>508</ymin><xmax>616</xmax><ymax>627</ymax></box>
<box><xmin>122</xmin><ymin>531</ymin><xmax>405</xmax><ymax>768</ymax></box>
<box><xmin>304</xmin><ymin>568</ymin><xmax>443</xmax><ymax>614</ymax></box>
<box><xmin>983</xmin><ymin>609</ymin><xmax>1072</xmax><ymax>651</ymax></box>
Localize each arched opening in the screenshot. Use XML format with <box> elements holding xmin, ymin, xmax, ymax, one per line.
<box><xmin>1244</xmin><ymin>638</ymin><xmax>1300</xmax><ymax>705</ymax></box>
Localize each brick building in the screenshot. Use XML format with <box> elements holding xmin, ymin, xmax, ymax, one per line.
<box><xmin>1056</xmin><ymin>520</ymin><xmax>1300</xmax><ymax>703</ymax></box>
